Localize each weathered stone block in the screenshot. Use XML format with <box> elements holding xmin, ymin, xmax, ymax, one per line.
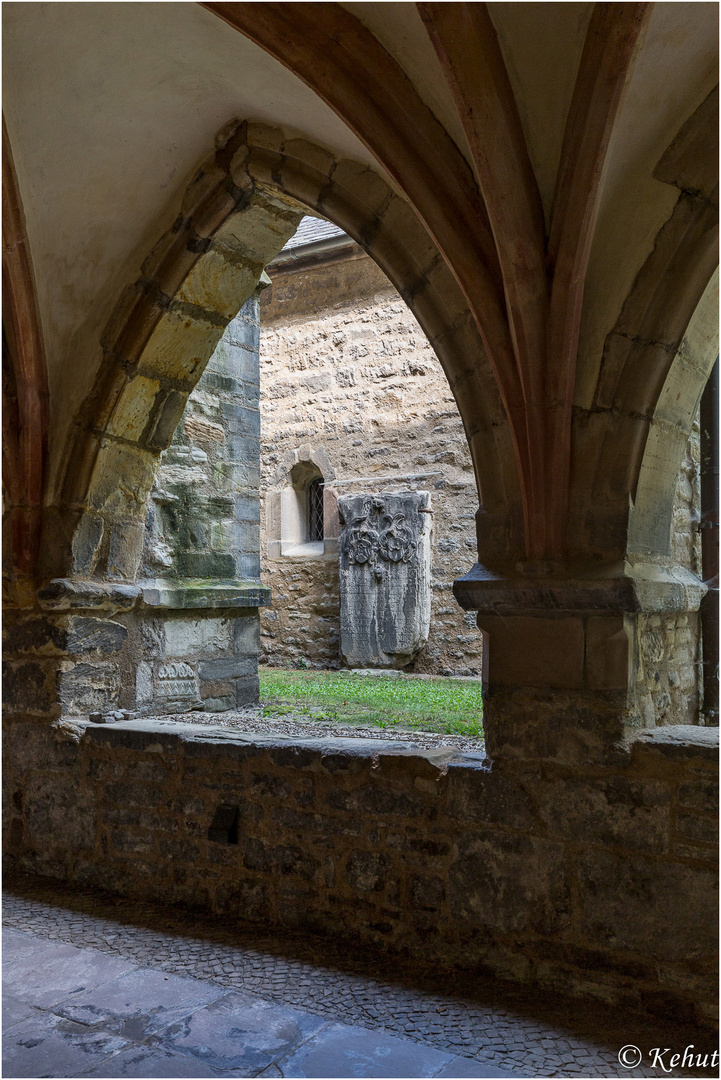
<box><xmin>346</xmin><ymin>850</ymin><xmax>389</xmax><ymax>892</ymax></box>
<box><xmin>222</xmin><ymin>403</ymin><xmax>261</xmax><ymax>438</ymax></box>
<box><xmin>274</xmin><ymin>806</ymin><xmax>365</xmax><ymax>837</ymax></box>
<box><xmin>57</xmin><ymin>661</ymin><xmax>120</xmax><ymax>714</ymax></box>
<box><xmin>4</xmin><ymin>719</ymin><xmax>79</xmax><ymax>771</ymax></box>
<box><xmin>106</xmin><ymin>375</ymin><xmax>162</xmax><ymax>441</ymax></box>
<box><xmin>675</xmin><ymin>811</ymin><xmax>719</xmax><ymax>846</ymax></box>
<box><xmin>537</xmin><ymin>775</ymin><xmax>671</xmax><ymax>852</ymax></box>
<box><xmin>107</xmin><ymin>518</ymin><xmax>146</xmax><ymax>581</ymax></box>
<box><xmin>164</xmin><ymin>616</ymin><xmax>233</xmax><ymax>656</ymax></box>
<box><xmin>105</xmin><ymin>781</ymin><xmax>166</xmax><ymax>809</ymax></box>
<box><xmin>235</xmin><ymin>494</ymin><xmax>261</xmax><ymax>522</ymax></box>
<box><xmin>2</xmin><ymin>615</ymin><xmax>66</xmax><ymax>656</ymax></box>
<box><xmin>66</xmin><ymin>618</ymin><xmax>128</xmax><ymax>655</ymax></box>
<box><xmin>145</xmin><ymin>390</ymin><xmax>188</xmax><ymax>450</ymax></box>
<box><xmin>338</xmin><ymin>491</ymin><xmax>432</xmax><ymax>668</ymax></box>
<box><xmin>110</xmin><ymin>830</ymin><xmax>157</xmax><ymax>855</ymax></box>
<box><xmin>585</xmin><ymin>617</ymin><xmax>630</xmax><ymax>690</ymax></box>
<box><xmin>176</xmin><ymin>552</ymin><xmax>237</xmax><ymax>579</ymax></box>
<box><xmin>2</xmin><ymin>660</ymin><xmax>57</xmax><ymax>712</ymax></box>
<box><xmin>445</xmin><ymin>763</ymin><xmax>536</xmax><ymax>829</ymax></box>
<box><xmin>214</xmin><ymin>880</ymin><xmax>270</xmax><ymax>921</ymax></box>
<box><xmin>355</xmin><ymin>783</ymin><xmax>429</xmax><ymax>818</ymax></box>
<box><xmin>450</xmin><ymin>831</ymin><xmax>570</xmax><ymax>935</ymax></box>
<box><xmin>233</xmin><ymin>614</ymin><xmax>260</xmax><ymax>655</ymax></box>
<box><xmin>678</xmin><ymin>776</ymin><xmax>719</xmax><ymax>812</ymax></box>
<box><xmin>157</xmin><ymin>660</ymin><xmax>201</xmax><ymax>708</ymax></box>
<box><xmin>476</xmin><ymin>615</ymin><xmax>585</xmax><ymax>689</ymax></box>
<box><xmin>137</xmin><ymin>309</ymin><xmax>223</xmax><ymax>384</ymax></box>
<box><xmin>235</xmin><ymin>674</ymin><xmax>259</xmax><ymax>705</ymax></box>
<box><xmin>198</xmin><ymin>657</ymin><xmax>255</xmax><ymax>680</ymax></box>
<box><xmin>177</xmin><ymin>248</ymin><xmax>260</xmax><ymax>319</ymax></box>
<box><xmin>410</xmin><ymin>875</ymin><xmax>446</xmax><ymax>911</ymax></box>
<box><xmin>23</xmin><ymin>774</ymin><xmax>96</xmax><ymax>852</ymax></box>
<box><xmin>578</xmin><ymin>850</ymin><xmax>718</xmax><ymax>961</ymax></box>
<box><xmin>250</xmin><ymin>773</ymin><xmax>292</xmax><ymax>800</ymax></box>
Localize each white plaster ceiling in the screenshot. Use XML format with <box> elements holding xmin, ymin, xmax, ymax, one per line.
<box><xmin>2</xmin><ymin>1</ymin><xmax>380</xmax><ymax>482</ymax></box>
<box><xmin>3</xmin><ymin>1</ymin><xmax>718</xmax><ymax>489</ymax></box>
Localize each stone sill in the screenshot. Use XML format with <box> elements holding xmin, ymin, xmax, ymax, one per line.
<box><xmin>630</xmin><ymin>723</ymin><xmax>719</xmax><ymax>765</ymax></box>
<box><xmin>140</xmin><ymin>579</ymin><xmax>271</xmax><ymax>610</ymax></box>
<box><xmin>267</xmin><ymin>540</ymin><xmax>338</xmax><ymax>559</ymax></box>
<box><xmin>60</xmin><ymin>717</ymin><xmax>488</xmax><ymax>772</ymax></box>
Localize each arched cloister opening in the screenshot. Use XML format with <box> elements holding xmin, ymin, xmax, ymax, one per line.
<box><xmin>53</xmin><ymin>119</ymin><xmax>518</xmax><ymax>591</ymax></box>
<box><xmin>20</xmin><ymin>120</ymin><xmax>509</xmax><ymax>722</ymax></box>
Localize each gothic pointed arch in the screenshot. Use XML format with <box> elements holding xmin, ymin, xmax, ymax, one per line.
<box><xmin>53</xmin><ymin>120</ymin><xmax>517</xmax><ymax>584</ymax></box>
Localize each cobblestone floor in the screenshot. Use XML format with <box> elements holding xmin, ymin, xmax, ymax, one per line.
<box><xmin>3</xmin><ymin>874</ymin><xmax>717</xmax><ymax>1078</ymax></box>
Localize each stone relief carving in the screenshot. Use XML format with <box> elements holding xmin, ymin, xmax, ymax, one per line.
<box><xmin>342</xmin><ymin>497</ymin><xmax>418</xmax><ymax>576</ymax></box>
<box><xmin>158</xmin><ymin>661</ymin><xmax>198</xmax><ymax>701</ymax></box>
<box><xmin>338</xmin><ymin>492</ymin><xmax>432</xmax><ymax>668</ymax></box>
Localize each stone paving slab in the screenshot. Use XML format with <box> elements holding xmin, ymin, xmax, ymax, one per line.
<box><xmin>3</xmin><ymin>933</ymin><xmax>136</xmax><ymax>1010</ymax></box>
<box><xmin>2</xmin><ymin>994</ymin><xmax>39</xmax><ymax>1031</ymax></box>
<box><xmin>2</xmin><ymin>1009</ymin><xmax>131</xmax><ymax>1078</ymax></box>
<box><xmin>3</xmin><ymin>875</ymin><xmax>717</xmax><ymax>1078</ymax></box>
<box><xmin>148</xmin><ymin>989</ymin><xmax>327</xmax><ymax>1073</ymax></box>
<box><xmin>53</xmin><ymin>965</ymin><xmax>225</xmax><ymax>1038</ymax></box>
<box><xmin>263</xmin><ymin>1020</ymin><xmax>455</xmax><ymax>1077</ymax></box>
<box><xmin>79</xmin><ymin>1043</ymin><xmax>229</xmax><ymax>1078</ymax></box>
<box><xmin>3</xmin><ymin>926</ymin><xmax>58</xmax><ymax>964</ymax></box>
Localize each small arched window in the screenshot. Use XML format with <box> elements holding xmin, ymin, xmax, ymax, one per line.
<box><xmin>308</xmin><ymin>477</ymin><xmax>324</xmax><ymax>542</ymax></box>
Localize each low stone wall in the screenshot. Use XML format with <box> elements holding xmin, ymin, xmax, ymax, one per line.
<box><xmin>4</xmin><ymin>718</ymin><xmax>717</xmax><ymax>1028</ymax></box>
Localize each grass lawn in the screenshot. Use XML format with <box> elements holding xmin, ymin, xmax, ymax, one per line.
<box><xmin>259</xmin><ymin>668</ymin><xmax>483</xmax><ymax>738</ymax></box>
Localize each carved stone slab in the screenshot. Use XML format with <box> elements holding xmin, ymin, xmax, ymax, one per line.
<box><xmin>157</xmin><ymin>661</ymin><xmax>199</xmax><ymax>707</ymax></box>
<box><xmin>338</xmin><ymin>492</ymin><xmax>432</xmax><ymax>668</ymax></box>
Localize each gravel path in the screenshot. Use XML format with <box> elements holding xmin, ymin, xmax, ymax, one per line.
<box><xmin>156</xmin><ymin>704</ymin><xmax>486</xmax><ymax>755</ymax></box>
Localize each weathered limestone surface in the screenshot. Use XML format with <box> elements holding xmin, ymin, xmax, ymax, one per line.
<box><xmin>142</xmin><ymin>297</ymin><xmax>264</xmax><ymax>589</ymax></box>
<box><xmin>3</xmin><ymin>718</ymin><xmax>717</xmax><ymax>1028</ymax></box>
<box><xmin>259</xmin><ymin>254</ymin><xmax>483</xmax><ymax>675</ymax></box>
<box><xmin>121</xmin><ymin>295</ymin><xmax>269</xmax><ymax>714</ymax></box>
<box><xmin>338</xmin><ymin>492</ymin><xmax>431</xmax><ymax>668</ymax></box>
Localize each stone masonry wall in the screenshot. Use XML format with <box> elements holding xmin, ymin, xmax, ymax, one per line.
<box><xmin>3</xmin><ymin>718</ymin><xmax>717</xmax><ymax>1027</ymax></box>
<box><xmin>258</xmin><ymin>253</ymin><xmax>483</xmax><ymax>674</ymax></box>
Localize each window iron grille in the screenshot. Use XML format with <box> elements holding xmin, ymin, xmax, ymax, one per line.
<box><xmin>308</xmin><ymin>477</ymin><xmax>324</xmax><ymax>542</ymax></box>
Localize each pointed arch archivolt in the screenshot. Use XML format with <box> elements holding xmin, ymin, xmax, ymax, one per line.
<box><xmin>55</xmin><ymin>121</ymin><xmax>517</xmax><ymax>583</ymax></box>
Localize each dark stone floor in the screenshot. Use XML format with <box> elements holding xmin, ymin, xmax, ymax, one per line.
<box><xmin>2</xmin><ymin>874</ymin><xmax>717</xmax><ymax>1078</ymax></box>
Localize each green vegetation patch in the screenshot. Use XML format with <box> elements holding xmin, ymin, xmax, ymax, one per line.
<box><xmin>259</xmin><ymin>668</ymin><xmax>483</xmax><ymax>738</ymax></box>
